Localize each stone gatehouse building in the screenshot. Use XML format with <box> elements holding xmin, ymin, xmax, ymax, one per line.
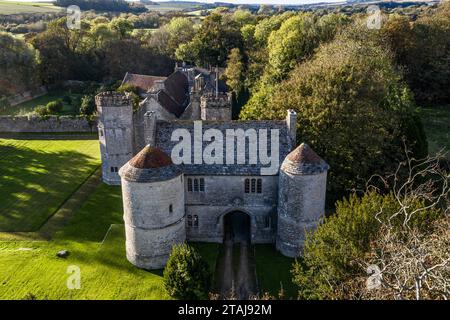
<box><xmin>95</xmin><ymin>66</ymin><xmax>329</xmax><ymax>269</ymax></box>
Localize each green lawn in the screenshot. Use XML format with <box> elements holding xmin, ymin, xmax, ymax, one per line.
<box><xmin>254</xmin><ymin>245</ymin><xmax>297</xmax><ymax>299</ymax></box>
<box><xmin>0</xmin><ymin>1</ymin><xmax>62</xmax><ymax>14</ymax></box>
<box><xmin>0</xmin><ymin>139</ymin><xmax>100</xmax><ymax>231</ymax></box>
<box><xmin>0</xmin><ymin>174</ymin><xmax>218</xmax><ymax>299</ymax></box>
<box><xmin>0</xmin><ymin>91</ymin><xmax>82</xmax><ymax>116</ymax></box>
<box><xmin>421</xmin><ymin>105</ymin><xmax>450</xmax><ymax>159</ymax></box>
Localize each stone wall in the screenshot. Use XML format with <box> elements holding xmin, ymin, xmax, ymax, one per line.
<box><xmin>121</xmin><ymin>174</ymin><xmax>186</xmax><ymax>269</ymax></box>
<box><xmin>0</xmin><ymin>115</ymin><xmax>97</xmax><ymax>133</ymax></box>
<box><xmin>185</xmin><ymin>175</ymin><xmax>278</xmax><ymax>244</ymax></box>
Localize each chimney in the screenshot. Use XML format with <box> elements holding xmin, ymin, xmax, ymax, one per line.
<box><xmin>144</xmin><ymin>111</ymin><xmax>157</xmax><ymax>147</ymax></box>
<box><xmin>286</xmin><ymin>109</ymin><xmax>297</xmax><ymax>150</ymax></box>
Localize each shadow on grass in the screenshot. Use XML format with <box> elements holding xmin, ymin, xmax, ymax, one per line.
<box><xmin>0</xmin><ymin>142</ymin><xmax>98</xmax><ymax>232</ymax></box>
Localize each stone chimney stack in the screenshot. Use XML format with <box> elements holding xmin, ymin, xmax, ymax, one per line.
<box><xmin>143</xmin><ymin>111</ymin><xmax>157</xmax><ymax>147</ymax></box>
<box><xmin>286</xmin><ymin>109</ymin><xmax>297</xmax><ymax>150</ymax></box>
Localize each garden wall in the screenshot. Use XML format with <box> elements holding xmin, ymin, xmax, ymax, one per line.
<box><xmin>0</xmin><ymin>115</ymin><xmax>98</xmax><ymax>133</ymax></box>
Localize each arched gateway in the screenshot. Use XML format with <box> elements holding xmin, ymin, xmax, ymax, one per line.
<box><xmin>223</xmin><ymin>211</ymin><xmax>251</xmax><ymax>244</ymax></box>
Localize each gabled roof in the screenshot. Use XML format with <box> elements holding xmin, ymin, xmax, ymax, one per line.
<box><xmin>122</xmin><ymin>72</ymin><xmax>167</xmax><ymax>94</ymax></box>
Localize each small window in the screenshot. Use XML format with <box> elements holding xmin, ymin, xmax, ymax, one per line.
<box><xmin>169</xmin><ymin>204</ymin><xmax>173</xmax><ymax>213</ymax></box>
<box><xmin>251</xmin><ymin>179</ymin><xmax>256</xmax><ymax>193</ymax></box>
<box><xmin>187</xmin><ymin>178</ymin><xmax>193</xmax><ymax>192</ymax></box>
<box><xmin>245</xmin><ymin>178</ymin><xmax>262</xmax><ymax>194</ymax></box>
<box><xmin>193</xmin><ymin>215</ymin><xmax>199</xmax><ymax>227</ymax></box>
<box><xmin>110</xmin><ymin>166</ymin><xmax>118</xmax><ymax>173</ymax></box>
<box><xmin>193</xmin><ymin>179</ymin><xmax>199</xmax><ymax>192</ymax></box>
<box><xmin>187</xmin><ymin>215</ymin><xmax>192</xmax><ymax>227</ymax></box>
<box><xmin>99</xmin><ymin>129</ymin><xmax>104</xmax><ymax>137</ymax></box>
<box><xmin>257</xmin><ymin>179</ymin><xmax>262</xmax><ymax>193</ymax></box>
<box><xmin>199</xmin><ymin>178</ymin><xmax>205</xmax><ymax>192</ymax></box>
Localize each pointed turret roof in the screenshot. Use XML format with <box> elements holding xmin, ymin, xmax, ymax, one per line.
<box><xmin>119</xmin><ymin>145</ymin><xmax>181</xmax><ymax>182</ymax></box>
<box><xmin>281</xmin><ymin>143</ymin><xmax>329</xmax><ymax>175</ymax></box>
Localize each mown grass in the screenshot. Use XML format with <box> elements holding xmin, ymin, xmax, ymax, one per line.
<box><xmin>0</xmin><ymin>139</ymin><xmax>100</xmax><ymax>231</ymax></box>
<box><xmin>254</xmin><ymin>245</ymin><xmax>297</xmax><ymax>299</ymax></box>
<box><xmin>0</xmin><ymin>90</ymin><xmax>82</xmax><ymax>116</ymax></box>
<box><xmin>0</xmin><ymin>1</ymin><xmax>62</xmax><ymax>14</ymax></box>
<box><xmin>0</xmin><ymin>164</ymin><xmax>218</xmax><ymax>299</ymax></box>
<box><xmin>421</xmin><ymin>105</ymin><xmax>450</xmax><ymax>159</ymax></box>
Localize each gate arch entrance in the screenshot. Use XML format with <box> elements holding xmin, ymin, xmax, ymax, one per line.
<box><xmin>223</xmin><ymin>211</ymin><xmax>251</xmax><ymax>244</ymax></box>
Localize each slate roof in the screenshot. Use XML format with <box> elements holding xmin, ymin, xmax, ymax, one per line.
<box><xmin>154</xmin><ymin>120</ymin><xmax>291</xmax><ymax>176</ymax></box>
<box><xmin>121</xmin><ymin>73</ymin><xmax>167</xmax><ymax>94</ymax></box>
<box><xmin>281</xmin><ymin>143</ymin><xmax>329</xmax><ymax>175</ymax></box>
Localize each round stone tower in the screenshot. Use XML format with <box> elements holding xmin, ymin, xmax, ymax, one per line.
<box><xmin>276</xmin><ymin>143</ymin><xmax>329</xmax><ymax>257</ymax></box>
<box><xmin>119</xmin><ymin>145</ymin><xmax>186</xmax><ymax>269</ymax></box>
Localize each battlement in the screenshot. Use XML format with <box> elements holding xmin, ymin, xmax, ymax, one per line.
<box><xmin>95</xmin><ymin>91</ymin><xmax>131</xmax><ymax>108</ymax></box>
<box><xmin>200</xmin><ymin>92</ymin><xmax>231</xmax><ymax>108</ymax></box>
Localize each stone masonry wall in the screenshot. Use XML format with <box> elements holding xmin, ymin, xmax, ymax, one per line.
<box><xmin>0</xmin><ymin>115</ymin><xmax>96</xmax><ymax>133</ymax></box>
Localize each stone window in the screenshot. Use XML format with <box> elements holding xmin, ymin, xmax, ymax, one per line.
<box><xmin>193</xmin><ymin>215</ymin><xmax>199</xmax><ymax>227</ymax></box>
<box><xmin>110</xmin><ymin>166</ymin><xmax>118</xmax><ymax>173</ymax></box>
<box><xmin>187</xmin><ymin>178</ymin><xmax>205</xmax><ymax>193</ymax></box>
<box><xmin>99</xmin><ymin>129</ymin><xmax>104</xmax><ymax>137</ymax></box>
<box><xmin>187</xmin><ymin>215</ymin><xmax>198</xmax><ymax>228</ymax></box>
<box><xmin>245</xmin><ymin>178</ymin><xmax>262</xmax><ymax>194</ymax></box>
<box><xmin>169</xmin><ymin>204</ymin><xmax>173</xmax><ymax>213</ymax></box>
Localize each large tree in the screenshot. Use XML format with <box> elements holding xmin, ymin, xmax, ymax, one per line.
<box><xmin>0</xmin><ymin>32</ymin><xmax>39</xmax><ymax>96</ymax></box>
<box><xmin>241</xmin><ymin>29</ymin><xmax>427</xmax><ymax>201</ymax></box>
<box><xmin>175</xmin><ymin>13</ymin><xmax>243</xmax><ymax>67</ymax></box>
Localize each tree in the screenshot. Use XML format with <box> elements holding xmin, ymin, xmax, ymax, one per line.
<box><xmin>163</xmin><ymin>244</ymin><xmax>211</xmax><ymax>300</ymax></box>
<box><xmin>79</xmin><ymin>94</ymin><xmax>96</xmax><ymax>116</ymax></box>
<box><xmin>109</xmin><ymin>17</ymin><xmax>134</xmax><ymax>39</ymax></box>
<box><xmin>225</xmin><ymin>48</ymin><xmax>244</xmax><ymax>95</ymax></box>
<box><xmin>292</xmin><ymin>152</ymin><xmax>448</xmax><ymax>300</ymax></box>
<box><xmin>0</xmin><ymin>32</ymin><xmax>38</xmax><ymax>96</ymax></box>
<box><xmin>165</xmin><ymin>17</ymin><xmax>195</xmax><ymax>58</ymax></box>
<box><xmin>176</xmin><ymin>13</ymin><xmax>243</xmax><ymax>67</ymax></box>
<box><xmin>241</xmin><ymin>30</ymin><xmax>427</xmax><ymax>201</ymax></box>
<box><xmin>378</xmin><ymin>3</ymin><xmax>450</xmax><ymax>105</ymax></box>
<box><xmin>267</xmin><ymin>13</ymin><xmax>349</xmax><ymax>81</ymax></box>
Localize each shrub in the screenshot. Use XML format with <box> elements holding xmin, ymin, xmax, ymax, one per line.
<box><xmin>163</xmin><ymin>244</ymin><xmax>211</xmax><ymax>300</ymax></box>
<box><xmin>34</xmin><ymin>105</ymin><xmax>50</xmax><ymax>116</ymax></box>
<box><xmin>292</xmin><ymin>191</ymin><xmax>444</xmax><ymax>300</ymax></box>
<box><xmin>79</xmin><ymin>95</ymin><xmax>96</xmax><ymax>116</ymax></box>
<box><xmin>46</xmin><ymin>100</ymin><xmax>63</xmax><ymax>114</ymax></box>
